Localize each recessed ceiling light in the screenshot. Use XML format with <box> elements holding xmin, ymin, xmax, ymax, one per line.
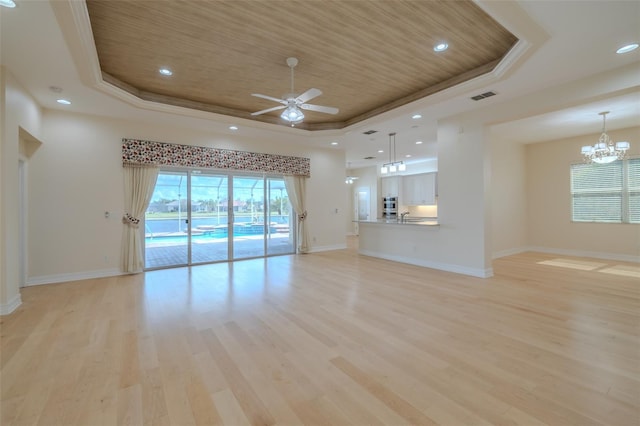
<box><xmin>0</xmin><ymin>0</ymin><xmax>16</xmax><ymax>8</ymax></box>
<box><xmin>616</xmin><ymin>43</ymin><xmax>639</xmax><ymax>54</ymax></box>
<box><xmin>159</xmin><ymin>68</ymin><xmax>173</xmax><ymax>76</ymax></box>
<box><xmin>412</xmin><ymin>114</ymin><xmax>422</xmax><ymax>119</ymax></box>
<box><xmin>415</xmin><ymin>141</ymin><xmax>423</xmax><ymax>145</ymax></box>
<box><xmin>56</xmin><ymin>99</ymin><xmax>71</xmax><ymax>105</ymax></box>
<box><xmin>434</xmin><ymin>42</ymin><xmax>448</xmax><ymax>52</ymax></box>
<box><xmin>229</xmin><ymin>125</ymin><xmax>238</xmax><ymax>130</ymax></box>
<box><xmin>331</xmin><ymin>141</ymin><xmax>338</xmax><ymax>146</ymax></box>
<box><xmin>405</xmin><ymin>154</ymin><xmax>412</xmax><ymax>158</ymax></box>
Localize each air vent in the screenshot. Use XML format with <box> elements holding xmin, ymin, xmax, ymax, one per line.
<box><xmin>363</xmin><ymin>130</ymin><xmax>378</xmax><ymax>135</ymax></box>
<box><xmin>471</xmin><ymin>91</ymin><xmax>497</xmax><ymax>101</ymax></box>
<box><xmin>363</xmin><ymin>156</ymin><xmax>376</xmax><ymax>160</ymax></box>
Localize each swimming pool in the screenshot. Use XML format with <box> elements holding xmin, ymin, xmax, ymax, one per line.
<box><xmin>145</xmin><ymin>223</ymin><xmax>289</xmax><ymax>244</ymax></box>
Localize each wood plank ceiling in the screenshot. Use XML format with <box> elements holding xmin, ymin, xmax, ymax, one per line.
<box><xmin>86</xmin><ymin>0</ymin><xmax>518</xmax><ymax>130</ymax></box>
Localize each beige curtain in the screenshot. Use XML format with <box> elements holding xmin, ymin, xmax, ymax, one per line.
<box><xmin>121</xmin><ymin>165</ymin><xmax>159</xmax><ymax>273</ymax></box>
<box><xmin>284</xmin><ymin>175</ymin><xmax>310</xmax><ymax>253</ymax></box>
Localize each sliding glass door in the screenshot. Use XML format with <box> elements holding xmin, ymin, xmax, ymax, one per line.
<box><xmin>144</xmin><ymin>171</ymin><xmax>293</xmax><ymax>269</ymax></box>
<box><xmin>145</xmin><ymin>171</ymin><xmax>189</xmax><ymax>268</ymax></box>
<box><xmin>232</xmin><ymin>177</ymin><xmax>265</xmax><ymax>259</ymax></box>
<box><xmin>267</xmin><ymin>178</ymin><xmax>294</xmax><ymax>255</ymax></box>
<box><xmin>190</xmin><ymin>173</ymin><xmax>229</xmax><ymax>264</ymax></box>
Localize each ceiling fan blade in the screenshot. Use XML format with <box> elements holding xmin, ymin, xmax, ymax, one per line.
<box><xmin>251</xmin><ymin>105</ymin><xmax>286</xmax><ymax>116</ymax></box>
<box><xmin>296</xmin><ymin>88</ymin><xmax>322</xmax><ymax>103</ymax></box>
<box><xmin>300</xmin><ymin>103</ymin><xmax>339</xmax><ymax>115</ymax></box>
<box><xmin>252</xmin><ymin>93</ymin><xmax>287</xmax><ymax>104</ymax></box>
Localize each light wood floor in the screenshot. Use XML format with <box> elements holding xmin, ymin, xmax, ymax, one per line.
<box><xmin>2</xmin><ymin>239</ymin><xmax>639</xmax><ymax>425</ymax></box>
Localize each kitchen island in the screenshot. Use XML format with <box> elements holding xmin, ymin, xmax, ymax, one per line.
<box><xmin>356</xmin><ymin>216</ymin><xmax>491</xmax><ymax>278</ymax></box>
<box><xmin>357</xmin><ymin>218</ymin><xmax>439</xmax><ymax>226</ymax></box>
<box><xmin>356</xmin><ymin>217</ymin><xmax>456</xmax><ymax>275</ymax></box>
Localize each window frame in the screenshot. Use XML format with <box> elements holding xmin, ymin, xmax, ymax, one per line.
<box><xmin>570</xmin><ymin>157</ymin><xmax>639</xmax><ymax>224</ymax></box>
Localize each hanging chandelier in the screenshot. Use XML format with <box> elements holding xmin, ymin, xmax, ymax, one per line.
<box><xmin>381</xmin><ymin>132</ymin><xmax>406</xmax><ymax>174</ymax></box>
<box><xmin>581</xmin><ymin>111</ymin><xmax>630</xmax><ymax>164</ymax></box>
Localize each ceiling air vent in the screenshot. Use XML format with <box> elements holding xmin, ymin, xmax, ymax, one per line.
<box><xmin>363</xmin><ymin>156</ymin><xmax>376</xmax><ymax>160</ymax></box>
<box><xmin>471</xmin><ymin>91</ymin><xmax>497</xmax><ymax>101</ymax></box>
<box><xmin>362</xmin><ymin>130</ymin><xmax>378</xmax><ymax>135</ymax></box>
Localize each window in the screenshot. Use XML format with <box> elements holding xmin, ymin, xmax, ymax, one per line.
<box><xmin>571</xmin><ymin>158</ymin><xmax>639</xmax><ymax>223</ymax></box>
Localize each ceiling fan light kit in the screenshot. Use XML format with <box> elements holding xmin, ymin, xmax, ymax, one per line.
<box><xmin>281</xmin><ymin>105</ymin><xmax>304</xmax><ymax>124</ymax></box>
<box><xmin>581</xmin><ymin>111</ymin><xmax>630</xmax><ymax>164</ymax></box>
<box><xmin>251</xmin><ymin>57</ymin><xmax>339</xmax><ymax>126</ymax></box>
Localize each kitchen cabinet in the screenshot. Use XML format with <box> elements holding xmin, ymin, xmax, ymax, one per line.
<box><xmin>402</xmin><ymin>173</ymin><xmax>436</xmax><ymax>205</ymax></box>
<box><xmin>380</xmin><ymin>176</ymin><xmax>400</xmax><ymax>197</ymax></box>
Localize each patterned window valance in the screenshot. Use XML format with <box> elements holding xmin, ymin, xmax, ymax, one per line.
<box><xmin>122</xmin><ymin>138</ymin><xmax>310</xmax><ymax>177</ymax></box>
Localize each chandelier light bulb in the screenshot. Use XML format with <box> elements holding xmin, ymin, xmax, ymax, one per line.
<box><xmin>580</xmin><ymin>111</ymin><xmax>631</xmax><ymax>164</ymax></box>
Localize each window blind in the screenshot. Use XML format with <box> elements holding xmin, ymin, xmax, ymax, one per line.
<box><xmin>570</xmin><ymin>158</ymin><xmax>639</xmax><ymax>224</ymax></box>
<box><xmin>628</xmin><ymin>158</ymin><xmax>640</xmax><ymax>224</ymax></box>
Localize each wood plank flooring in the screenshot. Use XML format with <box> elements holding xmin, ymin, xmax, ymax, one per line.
<box><xmin>1</xmin><ymin>239</ymin><xmax>639</xmax><ymax>425</ymax></box>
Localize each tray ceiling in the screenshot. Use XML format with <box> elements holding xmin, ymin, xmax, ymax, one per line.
<box><xmin>86</xmin><ymin>0</ymin><xmax>518</xmax><ymax>130</ymax></box>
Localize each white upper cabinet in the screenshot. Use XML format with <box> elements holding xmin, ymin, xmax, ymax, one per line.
<box><xmin>402</xmin><ymin>173</ymin><xmax>436</xmax><ymax>205</ymax></box>
<box><xmin>380</xmin><ymin>176</ymin><xmax>400</xmax><ymax>198</ymax></box>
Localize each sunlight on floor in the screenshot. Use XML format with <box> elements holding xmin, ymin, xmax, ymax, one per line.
<box><xmin>537</xmin><ymin>257</ymin><xmax>640</xmax><ymax>278</ymax></box>
<box><xmin>598</xmin><ymin>265</ymin><xmax>640</xmax><ymax>278</ymax></box>
<box><xmin>537</xmin><ymin>258</ymin><xmax>606</xmax><ymax>270</ymax></box>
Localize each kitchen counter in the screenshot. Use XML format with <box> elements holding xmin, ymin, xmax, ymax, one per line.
<box><xmin>356</xmin><ymin>218</ymin><xmax>441</xmax><ymax>272</ymax></box>
<box><xmin>357</xmin><ymin>218</ymin><xmax>439</xmax><ymax>226</ymax></box>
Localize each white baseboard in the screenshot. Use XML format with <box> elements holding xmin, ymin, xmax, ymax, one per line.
<box><xmin>26</xmin><ymin>268</ymin><xmax>125</xmax><ymax>287</ymax></box>
<box><xmin>0</xmin><ymin>293</ymin><xmax>22</xmax><ymax>315</ymax></box>
<box><xmin>359</xmin><ymin>249</ymin><xmax>493</xmax><ymax>278</ymax></box>
<box><xmin>492</xmin><ymin>246</ymin><xmax>529</xmax><ymax>259</ymax></box>
<box><xmin>526</xmin><ymin>246</ymin><xmax>639</xmax><ymax>263</ymax></box>
<box><xmin>308</xmin><ymin>243</ymin><xmax>348</xmax><ymax>253</ymax></box>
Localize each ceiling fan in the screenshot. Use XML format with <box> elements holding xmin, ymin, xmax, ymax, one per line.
<box><xmin>251</xmin><ymin>57</ymin><xmax>339</xmax><ymax>125</ymax></box>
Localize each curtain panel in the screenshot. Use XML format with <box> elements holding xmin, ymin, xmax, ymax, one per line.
<box><xmin>284</xmin><ymin>175</ymin><xmax>310</xmax><ymax>254</ymax></box>
<box><xmin>121</xmin><ymin>165</ymin><xmax>159</xmax><ymax>273</ymax></box>
<box><xmin>122</xmin><ymin>138</ymin><xmax>310</xmax><ymax>177</ymax></box>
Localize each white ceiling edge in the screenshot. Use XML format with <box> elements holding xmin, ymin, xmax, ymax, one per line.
<box><xmin>491</xmin><ymin>90</ymin><xmax>640</xmax><ymax>144</ymax></box>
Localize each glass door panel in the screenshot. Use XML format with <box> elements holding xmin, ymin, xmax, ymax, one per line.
<box><xmin>231</xmin><ymin>177</ymin><xmax>265</xmax><ymax>259</ymax></box>
<box><xmin>267</xmin><ymin>178</ymin><xmax>294</xmax><ymax>255</ymax></box>
<box><xmin>145</xmin><ymin>171</ymin><xmax>189</xmax><ymax>269</ymax></box>
<box><xmin>190</xmin><ymin>173</ymin><xmax>229</xmax><ymax>264</ymax></box>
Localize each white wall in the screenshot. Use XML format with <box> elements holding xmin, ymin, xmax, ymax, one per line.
<box><xmin>1</xmin><ymin>67</ymin><xmax>43</xmax><ymax>314</ymax></box>
<box><xmin>437</xmin><ymin>117</ymin><xmax>492</xmax><ymax>276</ymax></box>
<box><xmin>490</xmin><ymin>136</ymin><xmax>527</xmax><ymax>258</ymax></box>
<box><xmin>526</xmin><ymin>126</ymin><xmax>640</xmax><ymax>261</ymax></box>
<box><xmin>27</xmin><ymin>110</ymin><xmax>347</xmax><ymax>283</ymax></box>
